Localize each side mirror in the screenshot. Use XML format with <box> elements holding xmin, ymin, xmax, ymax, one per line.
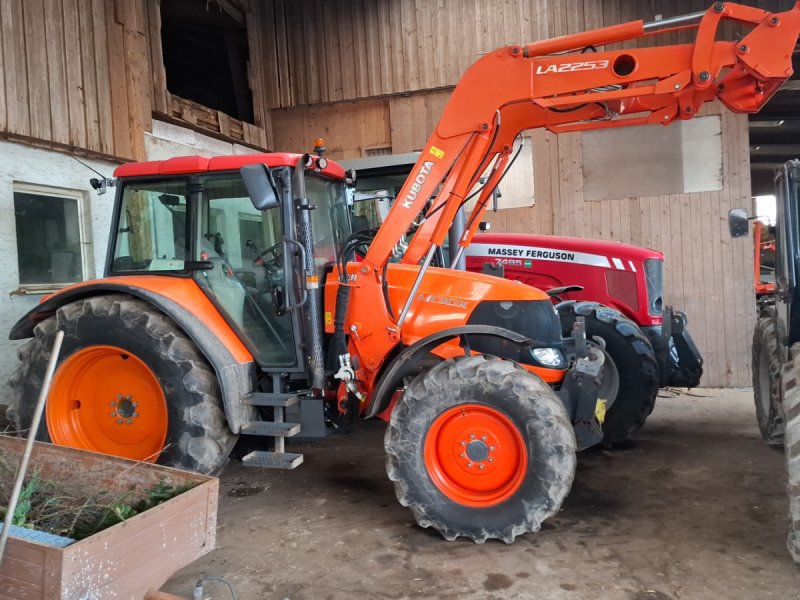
<box><xmin>241</xmin><ymin>164</ymin><xmax>280</xmax><ymax>211</ymax></box>
<box><xmin>728</xmin><ymin>208</ymin><xmax>750</xmax><ymax>238</ymax></box>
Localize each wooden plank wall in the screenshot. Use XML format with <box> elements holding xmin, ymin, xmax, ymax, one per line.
<box><xmin>0</xmin><ymin>0</ymin><xmax>151</xmax><ymax>161</ymax></box>
<box><xmin>0</xmin><ymin>0</ymin><xmax>273</xmax><ymax>161</ymax></box>
<box><xmin>269</xmin><ymin>0</ymin><xmax>789</xmax><ymax>385</ymax></box>
<box><xmin>262</xmin><ymin>0</ymin><xmax>793</xmax><ymax>109</ymax></box>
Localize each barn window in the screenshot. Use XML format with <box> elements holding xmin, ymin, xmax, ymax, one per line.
<box><xmin>160</xmin><ymin>0</ymin><xmax>253</xmax><ymax>123</ymax></box>
<box><xmin>581</xmin><ymin>116</ymin><xmax>723</xmax><ymax>201</ymax></box>
<box><xmin>13</xmin><ymin>185</ymin><xmax>88</xmax><ymax>290</ymax></box>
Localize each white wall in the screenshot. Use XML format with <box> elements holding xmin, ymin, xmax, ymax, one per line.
<box><xmin>0</xmin><ymin>140</ymin><xmax>119</xmax><ymax>396</ymax></box>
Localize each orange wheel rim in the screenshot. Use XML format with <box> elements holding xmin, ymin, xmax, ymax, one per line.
<box><xmin>424</xmin><ymin>403</ymin><xmax>528</xmax><ymax>508</ymax></box>
<box><xmin>47</xmin><ymin>345</ymin><xmax>168</xmax><ymax>462</ymax></box>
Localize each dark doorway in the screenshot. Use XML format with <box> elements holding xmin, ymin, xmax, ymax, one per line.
<box><xmin>161</xmin><ymin>0</ymin><xmax>254</xmax><ymax>123</ymax></box>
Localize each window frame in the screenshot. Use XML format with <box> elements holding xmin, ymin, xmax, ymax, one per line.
<box><xmin>12</xmin><ymin>182</ymin><xmax>92</xmax><ymax>295</ymax></box>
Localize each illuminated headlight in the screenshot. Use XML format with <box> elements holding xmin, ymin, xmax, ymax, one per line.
<box><xmin>531</xmin><ymin>347</ymin><xmax>565</xmax><ymax>368</ymax></box>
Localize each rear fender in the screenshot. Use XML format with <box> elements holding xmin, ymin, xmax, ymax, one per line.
<box><xmin>9</xmin><ymin>280</ymin><xmax>256</xmax><ymax>433</ymax></box>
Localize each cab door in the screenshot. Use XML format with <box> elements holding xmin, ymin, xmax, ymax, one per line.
<box><xmin>194</xmin><ymin>171</ymin><xmax>304</xmax><ymax>371</ymax></box>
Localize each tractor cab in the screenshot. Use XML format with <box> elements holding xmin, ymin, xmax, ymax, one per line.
<box><xmin>108</xmin><ymin>154</ymin><xmax>352</xmax><ymax>372</ymax></box>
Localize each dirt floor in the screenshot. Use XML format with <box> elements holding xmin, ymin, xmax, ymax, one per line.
<box><xmin>162</xmin><ymin>389</ymin><xmax>800</xmax><ymax>600</ymax></box>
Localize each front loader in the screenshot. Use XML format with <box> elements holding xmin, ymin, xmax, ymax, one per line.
<box><xmin>346</xmin><ymin>153</ymin><xmax>703</xmax><ymax>445</ymax></box>
<box><xmin>9</xmin><ymin>2</ymin><xmax>800</xmax><ymax>543</ymax></box>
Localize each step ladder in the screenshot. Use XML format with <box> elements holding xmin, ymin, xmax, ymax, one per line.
<box><xmin>240</xmin><ymin>392</ymin><xmax>304</xmax><ymax>469</ymax></box>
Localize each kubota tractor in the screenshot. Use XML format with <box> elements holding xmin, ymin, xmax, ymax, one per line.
<box><xmin>729</xmin><ymin>160</ymin><xmax>800</xmax><ymax>563</ymax></box>
<box><xmin>345</xmin><ymin>153</ymin><xmax>703</xmax><ymax>444</ymax></box>
<box><xmin>9</xmin><ymin>2</ymin><xmax>800</xmax><ymax>542</ymax></box>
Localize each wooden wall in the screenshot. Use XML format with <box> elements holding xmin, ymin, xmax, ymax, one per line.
<box><xmin>262</xmin><ymin>0</ymin><xmax>794</xmax><ymax>109</ymax></box>
<box><xmin>0</xmin><ymin>0</ymin><xmax>272</xmax><ymax>162</ymax></box>
<box><xmin>0</xmin><ymin>0</ymin><xmax>151</xmax><ymax>160</ymax></box>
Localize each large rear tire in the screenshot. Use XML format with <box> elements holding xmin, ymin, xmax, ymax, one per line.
<box><xmin>7</xmin><ymin>294</ymin><xmax>236</xmax><ymax>474</ymax></box>
<box><xmin>781</xmin><ymin>343</ymin><xmax>800</xmax><ymax>563</ymax></box>
<box><xmin>559</xmin><ymin>302</ymin><xmax>658</xmax><ymax>444</ymax></box>
<box><xmin>385</xmin><ymin>355</ymin><xmax>576</xmax><ymax>543</ymax></box>
<box><xmin>754</xmin><ymin>308</ymin><xmax>785</xmax><ymax>446</ymax></box>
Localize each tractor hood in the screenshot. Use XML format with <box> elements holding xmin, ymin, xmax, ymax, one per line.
<box><xmin>384</xmin><ymin>263</ymin><xmax>557</xmax><ymax>344</ymax></box>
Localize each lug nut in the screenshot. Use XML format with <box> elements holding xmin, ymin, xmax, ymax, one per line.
<box><xmin>126</xmin><ymin>419</ymin><xmax>133</xmax><ymax>425</ymax></box>
<box><xmin>117</xmin><ymin>394</ymin><xmax>123</xmax><ymax>400</ymax></box>
<box><xmin>132</xmin><ymin>402</ymin><xmax>139</xmax><ymax>408</ymax></box>
<box><xmin>110</xmin><ymin>411</ymin><xmax>117</xmax><ymax>417</ymax></box>
<box><xmin>460</xmin><ymin>440</ymin><xmax>466</xmax><ymax>446</ymax></box>
<box><xmin>489</xmin><ymin>457</ymin><xmax>495</xmax><ymax>463</ymax></box>
<box><xmin>110</xmin><ymin>400</ymin><xmax>117</xmax><ymax>407</ymax></box>
<box><xmin>490</xmin><ymin>446</ymin><xmax>495</xmax><ymax>451</ymax></box>
<box><xmin>481</xmin><ymin>436</ymin><xmax>487</xmax><ymax>441</ymax></box>
<box><xmin>479</xmin><ymin>464</ymin><xmax>485</xmax><ymax>470</ymax></box>
<box><xmin>117</xmin><ymin>419</ymin><xmax>124</xmax><ymax>425</ymax></box>
<box><xmin>470</xmin><ymin>434</ymin><xmax>476</xmax><ymax>440</ymax></box>
<box><xmin>132</xmin><ymin>412</ymin><xmax>139</xmax><ymax>418</ymax></box>
<box><xmin>460</xmin><ymin>452</ymin><xmax>465</xmax><ymax>458</ymax></box>
<box><xmin>467</xmin><ymin>462</ymin><xmax>473</xmax><ymax>468</ymax></box>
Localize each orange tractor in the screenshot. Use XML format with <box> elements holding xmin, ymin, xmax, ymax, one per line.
<box><xmin>8</xmin><ymin>3</ymin><xmax>800</xmax><ymax>542</ymax></box>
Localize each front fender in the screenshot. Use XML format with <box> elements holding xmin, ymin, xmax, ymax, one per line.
<box><xmin>10</xmin><ymin>277</ymin><xmax>256</xmax><ymax>433</ymax></box>
<box><xmin>365</xmin><ymin>324</ymin><xmax>534</xmax><ymax>418</ymax></box>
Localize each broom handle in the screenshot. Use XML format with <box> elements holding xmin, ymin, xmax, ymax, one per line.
<box><xmin>0</xmin><ymin>330</ymin><xmax>65</xmax><ymax>563</ymax></box>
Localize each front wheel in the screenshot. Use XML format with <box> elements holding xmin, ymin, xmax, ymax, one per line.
<box><xmin>8</xmin><ymin>294</ymin><xmax>236</xmax><ymax>474</ymax></box>
<box><xmin>385</xmin><ymin>355</ymin><xmax>576</xmax><ymax>543</ymax></box>
<box><xmin>753</xmin><ymin>308</ymin><xmax>785</xmax><ymax>446</ymax></box>
<box><xmin>559</xmin><ymin>302</ymin><xmax>658</xmax><ymax>444</ymax></box>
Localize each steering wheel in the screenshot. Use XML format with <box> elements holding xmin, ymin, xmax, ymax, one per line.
<box><xmin>257</xmin><ymin>243</ymin><xmax>283</xmax><ymax>273</ymax></box>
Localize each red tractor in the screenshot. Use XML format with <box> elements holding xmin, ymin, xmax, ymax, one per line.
<box><xmin>8</xmin><ymin>3</ymin><xmax>799</xmax><ymax>543</ymax></box>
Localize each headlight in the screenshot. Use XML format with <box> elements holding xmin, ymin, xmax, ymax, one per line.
<box><xmin>531</xmin><ymin>347</ymin><xmax>566</xmax><ymax>368</ymax></box>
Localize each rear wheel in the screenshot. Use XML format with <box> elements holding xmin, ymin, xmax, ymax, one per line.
<box><xmin>8</xmin><ymin>294</ymin><xmax>236</xmax><ymax>474</ymax></box>
<box><xmin>559</xmin><ymin>302</ymin><xmax>658</xmax><ymax>444</ymax></box>
<box><xmin>780</xmin><ymin>343</ymin><xmax>800</xmax><ymax>563</ymax></box>
<box><xmin>753</xmin><ymin>308</ymin><xmax>785</xmax><ymax>446</ymax></box>
<box><xmin>385</xmin><ymin>355</ymin><xmax>576</xmax><ymax>543</ymax></box>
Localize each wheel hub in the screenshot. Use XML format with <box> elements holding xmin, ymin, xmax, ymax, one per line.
<box><xmin>466</xmin><ymin>439</ymin><xmax>490</xmax><ymax>462</ymax></box>
<box><xmin>110</xmin><ymin>394</ymin><xmax>140</xmax><ymax>425</ymax></box>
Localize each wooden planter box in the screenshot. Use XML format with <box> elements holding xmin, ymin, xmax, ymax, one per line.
<box><xmin>0</xmin><ymin>436</ymin><xmax>218</xmax><ymax>600</ymax></box>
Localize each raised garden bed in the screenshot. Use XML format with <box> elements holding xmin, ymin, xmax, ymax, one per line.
<box><xmin>0</xmin><ymin>435</ymin><xmax>218</xmax><ymax>600</ymax></box>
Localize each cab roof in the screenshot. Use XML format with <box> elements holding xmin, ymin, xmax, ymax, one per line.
<box><xmin>114</xmin><ymin>153</ymin><xmax>346</xmax><ymax>180</ymax></box>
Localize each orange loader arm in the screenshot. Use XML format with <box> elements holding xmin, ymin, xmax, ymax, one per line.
<box><xmin>359</xmin><ymin>2</ymin><xmax>800</xmax><ymax>277</ymax></box>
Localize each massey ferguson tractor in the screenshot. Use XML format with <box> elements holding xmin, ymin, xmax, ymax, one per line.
<box><xmin>346</xmin><ymin>154</ymin><xmax>703</xmax><ymax>444</ymax></box>
<box><xmin>729</xmin><ymin>160</ymin><xmax>800</xmax><ymax>563</ymax></box>
<box><xmin>8</xmin><ymin>2</ymin><xmax>800</xmax><ymax>543</ymax></box>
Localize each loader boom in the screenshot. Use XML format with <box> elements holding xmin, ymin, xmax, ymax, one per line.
<box><xmin>360</xmin><ymin>2</ymin><xmax>800</xmax><ymax>281</ymax></box>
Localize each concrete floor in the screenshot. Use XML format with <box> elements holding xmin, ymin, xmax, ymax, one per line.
<box><xmin>162</xmin><ymin>389</ymin><xmax>800</xmax><ymax>599</ymax></box>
